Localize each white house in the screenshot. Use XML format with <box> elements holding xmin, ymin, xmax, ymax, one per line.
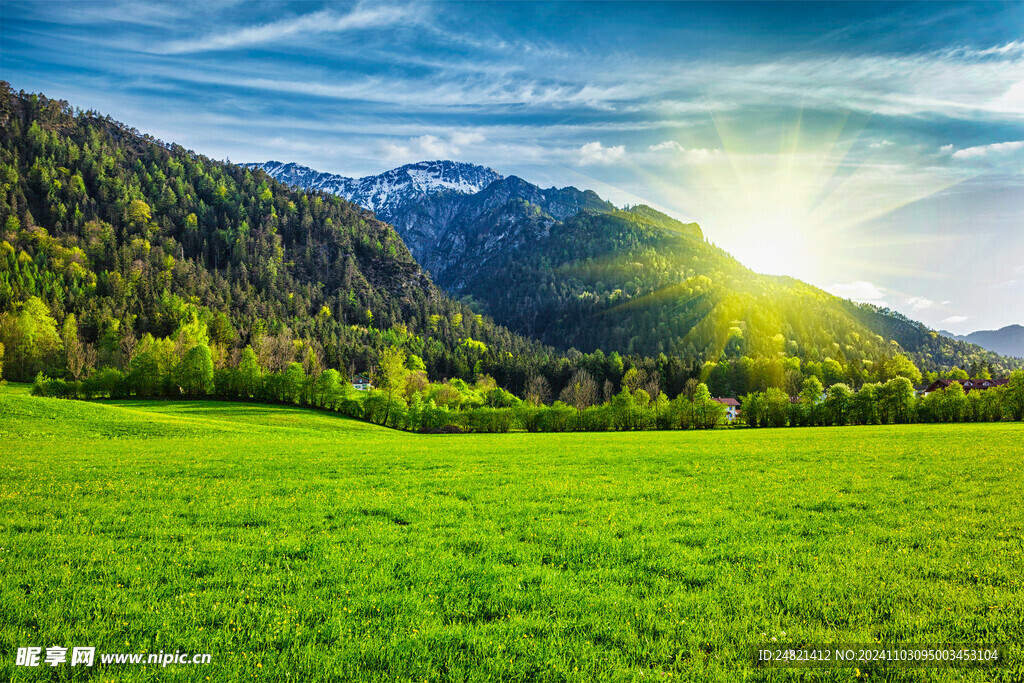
<box><xmin>712</xmin><ymin>397</ymin><xmax>741</xmax><ymax>421</ymax></box>
<box><xmin>352</xmin><ymin>374</ymin><xmax>373</xmax><ymax>391</ymax></box>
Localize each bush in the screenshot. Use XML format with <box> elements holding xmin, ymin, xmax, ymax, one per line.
<box><xmin>535</xmin><ymin>403</ymin><xmax>576</xmax><ymax>432</ymax></box>
<box><xmin>31</xmin><ymin>372</ymin><xmax>69</xmax><ymax>398</ymax></box>
<box><xmin>460</xmin><ymin>407</ymin><xmax>514</xmax><ymax>433</ymax></box>
<box><xmin>580</xmin><ymin>404</ymin><xmax>613</xmax><ymax>431</ymax></box>
<box><xmin>514</xmin><ymin>405</ymin><xmax>542</xmax><ymax>432</ymax></box>
<box><xmin>85</xmin><ymin>367</ymin><xmax>127</xmax><ymax>398</ymax></box>
<box><xmin>419</xmin><ymin>400</ymin><xmax>455</xmax><ymax>432</ymax></box>
<box><xmin>339</xmin><ymin>397</ymin><xmax>363</xmax><ymax>419</ymax></box>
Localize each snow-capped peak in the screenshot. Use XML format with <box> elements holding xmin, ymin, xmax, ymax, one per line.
<box><xmin>245</xmin><ymin>159</ymin><xmax>502</xmax><ymax>220</ymax></box>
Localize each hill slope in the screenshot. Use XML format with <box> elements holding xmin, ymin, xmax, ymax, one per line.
<box><xmin>253</xmin><ymin>159</ymin><xmax>1021</xmax><ymax>376</ymax></box>
<box><xmin>0</xmin><ymin>85</ymin><xmax>551</xmax><ymax>387</ymax></box>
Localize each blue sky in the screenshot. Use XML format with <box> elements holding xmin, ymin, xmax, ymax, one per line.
<box><xmin>3</xmin><ymin>1</ymin><xmax>1022</xmax><ymax>334</ymax></box>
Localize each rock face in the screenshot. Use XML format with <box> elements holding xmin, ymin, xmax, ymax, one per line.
<box><xmin>247</xmin><ymin>159</ymin><xmax>616</xmax><ymax>291</ymax></box>
<box><xmin>379</xmin><ymin>175</ymin><xmax>615</xmax><ymax>292</ymax></box>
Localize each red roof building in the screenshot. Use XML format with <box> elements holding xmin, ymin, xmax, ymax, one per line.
<box><xmin>712</xmin><ymin>397</ymin><xmax>741</xmax><ymax>421</ymax></box>
<box><xmin>923</xmin><ymin>378</ymin><xmax>1008</xmax><ymax>395</ymax></box>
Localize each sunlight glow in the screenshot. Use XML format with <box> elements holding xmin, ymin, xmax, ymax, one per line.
<box><xmin>613</xmin><ymin>107</ymin><xmax>975</xmax><ymax>287</ymax></box>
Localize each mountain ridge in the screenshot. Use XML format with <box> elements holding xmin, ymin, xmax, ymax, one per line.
<box><xmin>939</xmin><ymin>325</ymin><xmax>1024</xmax><ymax>359</ymax></box>
<box><xmin>250</xmin><ymin>158</ymin><xmax>1020</xmax><ymax>376</ymax></box>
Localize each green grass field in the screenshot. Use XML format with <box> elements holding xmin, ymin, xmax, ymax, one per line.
<box><xmin>1</xmin><ymin>384</ymin><xmax>1021</xmax><ymax>681</ymax></box>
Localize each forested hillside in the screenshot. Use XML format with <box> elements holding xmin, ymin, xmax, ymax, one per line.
<box><xmin>254</xmin><ymin>160</ymin><xmax>1020</xmax><ymax>379</ymax></box>
<box><xmin>0</xmin><ymin>84</ymin><xmax>552</xmax><ymax>388</ymax></box>
<box><xmin>1</xmin><ymin>84</ymin><xmax>1016</xmax><ymax>410</ymax></box>
<box><xmin>464</xmin><ymin>205</ymin><xmax>1020</xmax><ymax>378</ymax></box>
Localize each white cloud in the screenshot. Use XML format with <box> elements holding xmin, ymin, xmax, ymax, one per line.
<box><xmin>942</xmin><ymin>315</ymin><xmax>969</xmax><ymax>323</ymax></box>
<box><xmin>645</xmin><ymin>141</ymin><xmax>722</xmax><ymax>165</ymax></box>
<box><xmin>827</xmin><ymin>281</ymin><xmax>887</xmax><ymax>306</ymax></box>
<box><xmin>450</xmin><ymin>131</ymin><xmax>485</xmax><ymax>147</ymax></box>
<box><xmin>157</xmin><ymin>4</ymin><xmax>422</xmax><ymax>54</ymax></box>
<box><xmin>379</xmin><ymin>131</ymin><xmax>485</xmax><ymax>163</ymax></box>
<box><xmin>648</xmin><ymin>140</ymin><xmax>684</xmax><ymax>152</ymax></box>
<box><xmin>576</xmin><ymin>141</ymin><xmax>625</xmax><ymax>166</ymax></box>
<box><xmin>951</xmin><ymin>140</ymin><xmax>1024</xmax><ymax>160</ymax></box>
<box><xmin>906</xmin><ymin>296</ymin><xmax>934</xmax><ymax>311</ymax></box>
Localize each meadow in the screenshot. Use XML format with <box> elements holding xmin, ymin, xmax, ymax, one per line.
<box><xmin>0</xmin><ymin>384</ymin><xmax>1021</xmax><ymax>682</ymax></box>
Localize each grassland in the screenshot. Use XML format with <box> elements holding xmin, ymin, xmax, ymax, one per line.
<box><xmin>0</xmin><ymin>384</ymin><xmax>1021</xmax><ymax>682</ymax></box>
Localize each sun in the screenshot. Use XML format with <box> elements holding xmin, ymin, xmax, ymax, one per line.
<box><xmin>572</xmin><ymin>107</ymin><xmax>972</xmax><ymax>292</ymax></box>
<box><xmin>594</xmin><ymin>107</ymin><xmax>970</xmax><ymax>289</ymax></box>
<box><xmin>743</xmin><ymin>223</ymin><xmax>814</xmax><ymax>278</ymax></box>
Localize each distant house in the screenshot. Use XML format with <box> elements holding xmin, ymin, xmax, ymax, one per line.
<box><xmin>712</xmin><ymin>397</ymin><xmax>741</xmax><ymax>421</ymax></box>
<box><xmin>923</xmin><ymin>378</ymin><xmax>1008</xmax><ymax>395</ymax></box>
<box><xmin>352</xmin><ymin>374</ymin><xmax>373</xmax><ymax>391</ymax></box>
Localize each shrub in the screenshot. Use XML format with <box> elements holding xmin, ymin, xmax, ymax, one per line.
<box><xmin>460</xmin><ymin>407</ymin><xmax>514</xmax><ymax>433</ymax></box>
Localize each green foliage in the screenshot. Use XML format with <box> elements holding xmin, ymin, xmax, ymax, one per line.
<box><xmin>126</xmin><ymin>199</ymin><xmax>151</xmax><ymax>225</ymax></box>
<box><xmin>0</xmin><ymin>296</ymin><xmax>62</xmax><ymax>380</ymax></box>
<box><xmin>1007</xmin><ymin>370</ymin><xmax>1024</xmax><ymax>421</ymax></box>
<box><xmin>313</xmin><ymin>368</ymin><xmax>344</xmax><ymax>410</ymax></box>
<box><xmin>691</xmin><ymin>382</ymin><xmax>725</xmax><ymax>429</ymax></box>
<box><xmin>824</xmin><ymin>383</ymin><xmax>853</xmax><ymax>426</ymax></box>
<box><xmin>237</xmin><ymin>345</ymin><xmax>262</xmax><ymax>398</ymax></box>
<box><xmin>175</xmin><ymin>343</ymin><xmax>214</xmax><ymax>396</ymax></box>
<box><xmin>128</xmin><ymin>348</ymin><xmax>161</xmax><ymax>397</ymax></box>
<box><xmin>282</xmin><ymin>362</ymin><xmax>306</xmax><ymax>404</ymax></box>
<box><xmin>85</xmin><ymin>367</ymin><xmax>127</xmax><ymax>398</ymax></box>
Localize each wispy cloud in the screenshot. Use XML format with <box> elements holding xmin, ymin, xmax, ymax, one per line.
<box><xmin>950</xmin><ymin>140</ymin><xmax>1024</xmax><ymax>159</ymax></box>
<box><xmin>942</xmin><ymin>315</ymin><xmax>969</xmax><ymax>323</ymax></box>
<box><xmin>155</xmin><ymin>4</ymin><xmax>423</xmax><ymax>54</ymax></box>
<box><xmin>700</xmin><ymin>46</ymin><xmax>1024</xmax><ymax>120</ymax></box>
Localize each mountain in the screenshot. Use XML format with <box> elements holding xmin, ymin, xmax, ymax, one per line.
<box><xmin>252</xmin><ymin>158</ymin><xmax>1022</xmax><ymax>377</ymax></box>
<box><xmin>0</xmin><ymin>84</ymin><xmax>552</xmax><ymax>388</ymax></box>
<box><xmin>939</xmin><ymin>325</ymin><xmax>1024</xmax><ymax>359</ymax></box>
<box><xmin>250</xmin><ymin>160</ymin><xmax>697</xmax><ymax>294</ymax></box>
<box><xmin>245</xmin><ymin>160</ymin><xmax>502</xmax><ymax>222</ymax></box>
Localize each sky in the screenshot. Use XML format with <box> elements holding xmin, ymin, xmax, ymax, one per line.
<box><xmin>2</xmin><ymin>0</ymin><xmax>1022</xmax><ymax>334</ymax></box>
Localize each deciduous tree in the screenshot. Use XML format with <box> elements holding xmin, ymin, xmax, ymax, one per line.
<box><xmin>175</xmin><ymin>343</ymin><xmax>214</xmax><ymax>396</ymax></box>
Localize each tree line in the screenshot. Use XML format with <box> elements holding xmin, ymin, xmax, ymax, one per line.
<box><xmin>28</xmin><ymin>333</ymin><xmax>1024</xmax><ymax>432</ymax></box>
<box><xmin>740</xmin><ymin>375</ymin><xmax>1024</xmax><ymax>427</ymax></box>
